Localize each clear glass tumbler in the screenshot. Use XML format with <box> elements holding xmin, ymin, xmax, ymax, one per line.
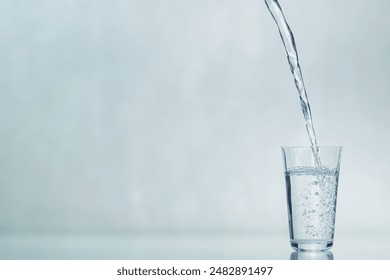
<box><xmin>281</xmin><ymin>146</ymin><xmax>342</xmax><ymax>251</ymax></box>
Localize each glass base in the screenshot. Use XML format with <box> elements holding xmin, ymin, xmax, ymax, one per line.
<box><xmin>291</xmin><ymin>239</ymin><xmax>333</xmax><ymax>251</ymax></box>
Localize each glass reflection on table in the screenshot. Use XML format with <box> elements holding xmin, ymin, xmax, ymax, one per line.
<box><xmin>290</xmin><ymin>251</ymin><xmax>334</xmax><ymax>260</ymax></box>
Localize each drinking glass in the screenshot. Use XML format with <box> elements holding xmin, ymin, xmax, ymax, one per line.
<box><xmin>281</xmin><ymin>146</ymin><xmax>342</xmax><ymax>251</ymax></box>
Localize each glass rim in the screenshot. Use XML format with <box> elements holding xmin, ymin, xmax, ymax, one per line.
<box><xmin>281</xmin><ymin>146</ymin><xmax>342</xmax><ymax>149</ymax></box>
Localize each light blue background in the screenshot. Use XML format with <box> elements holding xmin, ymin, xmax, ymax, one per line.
<box><xmin>1</xmin><ymin>0</ymin><xmax>390</xmax><ymax>237</ymax></box>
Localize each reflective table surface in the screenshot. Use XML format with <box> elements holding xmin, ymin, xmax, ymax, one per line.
<box><xmin>0</xmin><ymin>230</ymin><xmax>389</xmax><ymax>260</ymax></box>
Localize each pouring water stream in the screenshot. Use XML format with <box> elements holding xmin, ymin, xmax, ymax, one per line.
<box><xmin>264</xmin><ymin>0</ymin><xmax>321</xmax><ymax>165</ymax></box>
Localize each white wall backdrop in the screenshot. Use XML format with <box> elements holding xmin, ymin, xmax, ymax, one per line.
<box><xmin>1</xmin><ymin>0</ymin><xmax>390</xmax><ymax>233</ymax></box>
